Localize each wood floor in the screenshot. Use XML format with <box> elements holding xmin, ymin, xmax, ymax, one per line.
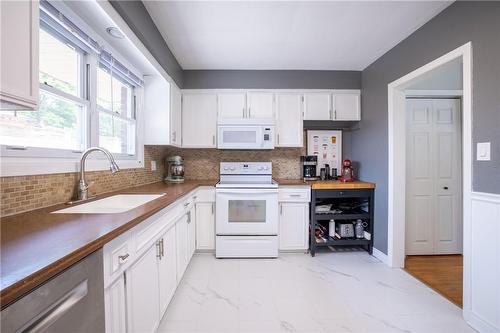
<box><xmin>404</xmin><ymin>255</ymin><xmax>463</xmax><ymax>308</ymax></box>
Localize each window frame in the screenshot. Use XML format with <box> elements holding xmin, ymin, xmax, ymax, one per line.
<box><xmin>0</xmin><ymin>5</ymin><xmax>145</xmax><ymax>177</ymax></box>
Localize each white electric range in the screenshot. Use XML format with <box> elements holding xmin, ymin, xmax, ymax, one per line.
<box><xmin>215</xmin><ymin>162</ymin><xmax>279</xmax><ymax>258</ymax></box>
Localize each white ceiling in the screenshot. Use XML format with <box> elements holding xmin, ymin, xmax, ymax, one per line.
<box><xmin>143</xmin><ymin>1</ymin><xmax>452</xmax><ymax>71</ymax></box>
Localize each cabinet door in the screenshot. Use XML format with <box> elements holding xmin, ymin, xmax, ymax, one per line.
<box><xmin>105</xmin><ymin>275</ymin><xmax>127</xmax><ymax>333</ymax></box>
<box><xmin>333</xmin><ymin>91</ymin><xmax>360</xmax><ymax>120</ymax></box>
<box><xmin>303</xmin><ymin>92</ymin><xmax>332</xmax><ymax>120</ymax></box>
<box><xmin>175</xmin><ymin>214</ymin><xmax>189</xmax><ymax>281</ymax></box>
<box><xmin>196</xmin><ymin>202</ymin><xmax>215</xmax><ymax>250</ymax></box>
<box><xmin>187</xmin><ymin>207</ymin><xmax>196</xmax><ymax>258</ymax></box>
<box><xmin>0</xmin><ymin>0</ymin><xmax>38</xmax><ymax>109</ymax></box>
<box><xmin>218</xmin><ymin>92</ymin><xmax>246</xmax><ymax>120</ymax></box>
<box><xmin>247</xmin><ymin>92</ymin><xmax>274</xmax><ymax>119</ymax></box>
<box><xmin>279</xmin><ymin>203</ymin><xmax>309</xmax><ymax>250</ymax></box>
<box><xmin>276</xmin><ymin>93</ymin><xmax>303</xmax><ymax>147</ymax></box>
<box><xmin>126</xmin><ymin>245</ymin><xmax>160</xmax><ymax>333</ymax></box>
<box><xmin>158</xmin><ymin>226</ymin><xmax>177</xmax><ymax>317</ymax></box>
<box><xmin>144</xmin><ymin>76</ymin><xmax>171</xmax><ymax>145</ymax></box>
<box><xmin>182</xmin><ymin>93</ymin><xmax>217</xmax><ymax>148</ymax></box>
<box><xmin>170</xmin><ymin>84</ymin><xmax>182</xmax><ymax>146</ymax></box>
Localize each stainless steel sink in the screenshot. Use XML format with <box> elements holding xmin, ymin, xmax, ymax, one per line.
<box><xmin>52</xmin><ymin>194</ymin><xmax>165</xmax><ymax>214</ymax></box>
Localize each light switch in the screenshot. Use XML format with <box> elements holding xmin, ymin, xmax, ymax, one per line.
<box><xmin>151</xmin><ymin>160</ymin><xmax>157</xmax><ymax>171</ymax></box>
<box><xmin>477</xmin><ymin>142</ymin><xmax>491</xmax><ymax>161</ymax></box>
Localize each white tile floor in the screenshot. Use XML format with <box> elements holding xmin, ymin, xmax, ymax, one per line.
<box><xmin>157</xmin><ymin>252</ymin><xmax>475</xmax><ymax>333</ymax></box>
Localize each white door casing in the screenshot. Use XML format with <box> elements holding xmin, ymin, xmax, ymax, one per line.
<box><xmin>405</xmin><ymin>99</ymin><xmax>462</xmax><ymax>255</ymax></box>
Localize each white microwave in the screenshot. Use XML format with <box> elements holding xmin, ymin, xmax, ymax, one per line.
<box><xmin>217</xmin><ymin>121</ymin><xmax>275</xmax><ymax>150</ymax></box>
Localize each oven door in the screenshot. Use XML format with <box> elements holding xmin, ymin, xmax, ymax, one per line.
<box><xmin>216</xmin><ymin>188</ymin><xmax>278</xmax><ymax>235</ymax></box>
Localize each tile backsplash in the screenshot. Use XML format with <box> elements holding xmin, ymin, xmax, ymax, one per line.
<box><xmin>0</xmin><ymin>146</ymin><xmax>168</xmax><ymax>217</ymax></box>
<box><xmin>0</xmin><ymin>146</ymin><xmax>306</xmax><ymax>217</ymax></box>
<box><xmin>164</xmin><ymin>147</ymin><xmax>305</xmax><ymax>180</ymax></box>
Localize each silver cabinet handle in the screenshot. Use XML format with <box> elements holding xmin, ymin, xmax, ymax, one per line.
<box><xmin>211</xmin><ymin>202</ymin><xmax>214</xmax><ymax>215</ymax></box>
<box><xmin>242</xmin><ymin>108</ymin><xmax>245</xmax><ymax>118</ymax></box>
<box><xmin>20</xmin><ymin>280</ymin><xmax>88</xmax><ymax>333</ymax></box>
<box><xmin>280</xmin><ymin>204</ymin><xmax>283</xmax><ymax>215</ymax></box>
<box><xmin>248</xmin><ymin>107</ymin><xmax>251</xmax><ymax>118</ymax></box>
<box><xmin>118</xmin><ymin>253</ymin><xmax>129</xmax><ymax>264</ymax></box>
<box><xmin>160</xmin><ymin>238</ymin><xmax>165</xmax><ymax>257</ymax></box>
<box><xmin>277</xmin><ymin>133</ymin><xmax>280</xmax><ymax>145</ymax></box>
<box><xmin>329</xmin><ymin>109</ymin><xmax>333</xmax><ymax>120</ymax></box>
<box><xmin>187</xmin><ymin>211</ymin><xmax>191</xmax><ymax>223</ymax></box>
<box><xmin>156</xmin><ymin>240</ymin><xmax>162</xmax><ymax>259</ymax></box>
<box><xmin>212</xmin><ymin>135</ymin><xmax>216</xmax><ymax>145</ymax></box>
<box><xmin>184</xmin><ymin>202</ymin><xmax>190</xmax><ymax>207</ymax></box>
<box><xmin>334</xmin><ymin>109</ymin><xmax>337</xmax><ymax>119</ymax></box>
<box><xmin>289</xmin><ymin>194</ymin><xmax>301</xmax><ymax>197</ymax></box>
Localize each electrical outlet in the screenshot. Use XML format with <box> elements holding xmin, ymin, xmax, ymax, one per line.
<box><xmin>151</xmin><ymin>160</ymin><xmax>157</xmax><ymax>171</ymax></box>
<box><xmin>477</xmin><ymin>142</ymin><xmax>491</xmax><ymax>161</ymax></box>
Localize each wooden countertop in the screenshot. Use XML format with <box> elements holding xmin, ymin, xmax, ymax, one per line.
<box><xmin>0</xmin><ymin>180</ymin><xmax>216</xmax><ymax>308</ymax></box>
<box><xmin>277</xmin><ymin>179</ymin><xmax>376</xmax><ymax>189</ymax></box>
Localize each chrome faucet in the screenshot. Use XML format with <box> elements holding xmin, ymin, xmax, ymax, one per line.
<box><xmin>75</xmin><ymin>147</ymin><xmax>120</xmax><ymax>201</ymax></box>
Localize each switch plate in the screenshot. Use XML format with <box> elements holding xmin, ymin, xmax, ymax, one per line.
<box><xmin>151</xmin><ymin>160</ymin><xmax>157</xmax><ymax>171</ymax></box>
<box><xmin>477</xmin><ymin>142</ymin><xmax>491</xmax><ymax>161</ymax></box>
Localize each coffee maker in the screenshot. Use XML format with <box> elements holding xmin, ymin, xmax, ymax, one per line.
<box><xmin>301</xmin><ymin>155</ymin><xmax>318</xmax><ymax>181</ymax></box>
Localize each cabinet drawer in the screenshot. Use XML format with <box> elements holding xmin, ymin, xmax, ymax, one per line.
<box><xmin>278</xmin><ymin>187</ymin><xmax>311</xmax><ymax>202</ymax></box>
<box><xmin>134</xmin><ymin>208</ymin><xmax>178</xmax><ymax>254</ymax></box>
<box><xmin>315</xmin><ymin>189</ymin><xmax>373</xmax><ymax>199</ymax></box>
<box><xmin>103</xmin><ymin>231</ymin><xmax>133</xmax><ymax>287</ymax></box>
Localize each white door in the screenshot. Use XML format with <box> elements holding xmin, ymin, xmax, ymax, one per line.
<box><xmin>247</xmin><ymin>92</ymin><xmax>274</xmax><ymax>119</ymax></box>
<box><xmin>105</xmin><ymin>275</ymin><xmax>127</xmax><ymax>333</ymax></box>
<box><xmin>275</xmin><ymin>93</ymin><xmax>303</xmax><ymax>147</ymax></box>
<box><xmin>126</xmin><ymin>245</ymin><xmax>160</xmax><ymax>333</ymax></box>
<box><xmin>187</xmin><ymin>206</ymin><xmax>196</xmax><ymax>258</ymax></box>
<box><xmin>406</xmin><ymin>98</ymin><xmax>462</xmax><ymax>255</ymax></box>
<box><xmin>196</xmin><ymin>202</ymin><xmax>215</xmax><ymax>250</ymax></box>
<box><xmin>170</xmin><ymin>84</ymin><xmax>182</xmax><ymax>146</ymax></box>
<box><xmin>333</xmin><ymin>91</ymin><xmax>361</xmax><ymax>120</ymax></box>
<box><xmin>158</xmin><ymin>226</ymin><xmax>177</xmax><ymax>316</ymax></box>
<box><xmin>303</xmin><ymin>92</ymin><xmax>331</xmax><ymax>120</ymax></box>
<box><xmin>182</xmin><ymin>93</ymin><xmax>217</xmax><ymax>148</ymax></box>
<box><xmin>279</xmin><ymin>202</ymin><xmax>309</xmax><ymax>250</ymax></box>
<box><xmin>175</xmin><ymin>214</ymin><xmax>189</xmax><ymax>281</ymax></box>
<box><xmin>218</xmin><ymin>92</ymin><xmax>246</xmax><ymax>119</ymax></box>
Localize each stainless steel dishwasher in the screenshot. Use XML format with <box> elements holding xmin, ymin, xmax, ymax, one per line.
<box><xmin>1</xmin><ymin>249</ymin><xmax>105</xmax><ymax>333</ymax></box>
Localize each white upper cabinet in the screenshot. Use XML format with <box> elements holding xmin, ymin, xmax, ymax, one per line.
<box><xmin>0</xmin><ymin>0</ymin><xmax>39</xmax><ymax>110</ymax></box>
<box><xmin>217</xmin><ymin>92</ymin><xmax>246</xmax><ymax>120</ymax></box>
<box><xmin>275</xmin><ymin>93</ymin><xmax>303</xmax><ymax>147</ymax></box>
<box><xmin>332</xmin><ymin>90</ymin><xmax>361</xmax><ymax>121</ymax></box>
<box><xmin>247</xmin><ymin>92</ymin><xmax>275</xmax><ymax>119</ymax></box>
<box><xmin>303</xmin><ymin>92</ymin><xmax>332</xmax><ymax>120</ymax></box>
<box><xmin>144</xmin><ymin>76</ymin><xmax>171</xmax><ymax>145</ymax></box>
<box><xmin>170</xmin><ymin>84</ymin><xmax>182</xmax><ymax>146</ymax></box>
<box><xmin>182</xmin><ymin>93</ymin><xmax>218</xmax><ymax>148</ymax></box>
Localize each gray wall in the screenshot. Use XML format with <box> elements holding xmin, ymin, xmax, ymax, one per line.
<box><xmin>353</xmin><ymin>1</ymin><xmax>500</xmax><ymax>254</ymax></box>
<box><xmin>183</xmin><ymin>70</ymin><xmax>361</xmax><ymax>89</ymax></box>
<box><xmin>109</xmin><ymin>1</ymin><xmax>183</xmax><ymax>87</ymax></box>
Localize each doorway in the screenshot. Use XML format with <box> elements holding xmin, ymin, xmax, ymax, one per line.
<box><xmin>386</xmin><ymin>42</ymin><xmax>473</xmax><ymax>319</ymax></box>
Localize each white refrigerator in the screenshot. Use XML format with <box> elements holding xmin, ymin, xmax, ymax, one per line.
<box><xmin>307</xmin><ymin>130</ymin><xmax>343</xmax><ymax>176</ymax></box>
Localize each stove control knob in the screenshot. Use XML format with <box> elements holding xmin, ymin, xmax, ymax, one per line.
<box><xmin>223</xmin><ymin>167</ymin><xmax>229</xmax><ymax>171</ymax></box>
<box><xmin>264</xmin><ymin>166</ymin><xmax>269</xmax><ymax>170</ymax></box>
<box><xmin>258</xmin><ymin>166</ymin><xmax>264</xmax><ymax>170</ymax></box>
<box><xmin>230</xmin><ymin>167</ymin><xmax>235</xmax><ymax>171</ymax></box>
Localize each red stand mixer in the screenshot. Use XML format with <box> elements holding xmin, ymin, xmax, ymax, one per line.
<box><xmin>339</xmin><ymin>159</ymin><xmax>355</xmax><ymax>182</ymax></box>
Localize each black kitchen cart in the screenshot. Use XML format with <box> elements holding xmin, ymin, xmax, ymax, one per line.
<box><xmin>309</xmin><ymin>182</ymin><xmax>375</xmax><ymax>257</ymax></box>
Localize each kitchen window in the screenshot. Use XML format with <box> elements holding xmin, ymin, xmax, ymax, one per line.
<box><xmin>0</xmin><ymin>26</ymin><xmax>88</xmax><ymax>153</ymax></box>
<box><xmin>0</xmin><ymin>1</ymin><xmax>144</xmax><ymax>175</ymax></box>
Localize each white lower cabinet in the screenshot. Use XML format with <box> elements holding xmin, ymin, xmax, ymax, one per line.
<box><xmin>279</xmin><ymin>202</ymin><xmax>309</xmax><ymax>250</ymax></box>
<box><xmin>278</xmin><ymin>186</ymin><xmax>311</xmax><ymax>251</ymax></box>
<box><xmin>196</xmin><ymin>202</ymin><xmax>215</xmax><ymax>251</ymax></box>
<box><xmin>125</xmin><ymin>245</ymin><xmax>161</xmax><ymax>333</ymax></box>
<box><xmin>105</xmin><ymin>275</ymin><xmax>127</xmax><ymax>333</ymax></box>
<box><xmin>188</xmin><ymin>206</ymin><xmax>196</xmax><ymax>257</ymax></box>
<box><xmin>175</xmin><ymin>213</ymin><xmax>189</xmax><ymax>281</ymax></box>
<box><xmin>158</xmin><ymin>226</ymin><xmax>177</xmax><ymax>316</ymax></box>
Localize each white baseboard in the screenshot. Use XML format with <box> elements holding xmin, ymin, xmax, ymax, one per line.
<box><xmin>372</xmin><ymin>247</ymin><xmax>388</xmax><ymax>265</ymax></box>
<box><xmin>464</xmin><ymin>309</ymin><xmax>500</xmax><ymax>333</ymax></box>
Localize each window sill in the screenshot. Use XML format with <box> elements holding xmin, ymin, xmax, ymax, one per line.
<box><xmin>0</xmin><ymin>155</ymin><xmax>144</xmax><ymax>177</ymax></box>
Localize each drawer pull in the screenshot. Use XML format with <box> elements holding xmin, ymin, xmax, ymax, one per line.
<box><xmin>184</xmin><ymin>202</ymin><xmax>190</xmax><ymax>207</ymax></box>
<box><xmin>118</xmin><ymin>253</ymin><xmax>129</xmax><ymax>264</ymax></box>
<box><xmin>289</xmin><ymin>194</ymin><xmax>302</xmax><ymax>197</ymax></box>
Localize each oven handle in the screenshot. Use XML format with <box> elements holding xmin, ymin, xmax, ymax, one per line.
<box><xmin>216</xmin><ymin>188</ymin><xmax>278</xmax><ymax>194</ymax></box>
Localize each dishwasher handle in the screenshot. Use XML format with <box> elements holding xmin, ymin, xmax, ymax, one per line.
<box><xmin>18</xmin><ymin>280</ymin><xmax>88</xmax><ymax>333</ymax></box>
